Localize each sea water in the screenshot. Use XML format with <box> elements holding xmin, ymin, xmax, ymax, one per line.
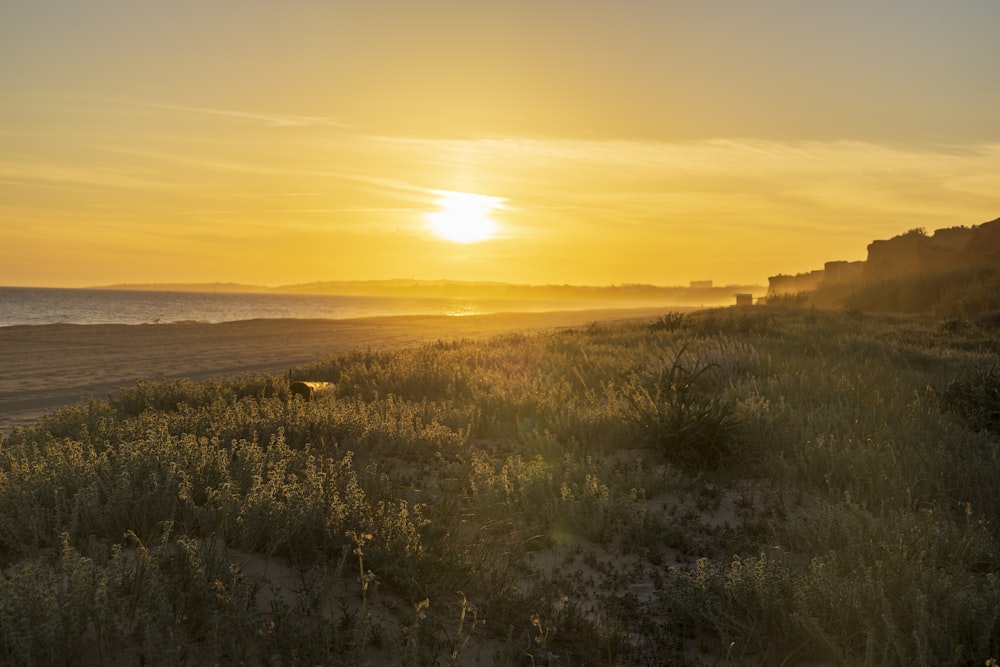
<box><xmin>0</xmin><ymin>286</ymin><xmax>505</xmax><ymax>326</ymax></box>
<box><xmin>0</xmin><ymin>286</ymin><xmax>610</xmax><ymax>327</ymax></box>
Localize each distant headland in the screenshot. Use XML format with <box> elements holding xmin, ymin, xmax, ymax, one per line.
<box><xmin>766</xmin><ymin>216</ymin><xmax>1000</xmax><ymax>316</ymax></box>
<box><xmin>88</xmin><ymin>214</ymin><xmax>1000</xmax><ymax>317</ymax></box>
<box><xmin>90</xmin><ymin>279</ymin><xmax>764</xmax><ymax>307</ymax></box>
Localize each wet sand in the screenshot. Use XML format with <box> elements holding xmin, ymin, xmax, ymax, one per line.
<box><xmin>0</xmin><ymin>307</ymin><xmax>672</xmax><ymax>432</ymax></box>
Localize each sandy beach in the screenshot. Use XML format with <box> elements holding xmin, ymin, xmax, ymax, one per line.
<box><xmin>0</xmin><ymin>307</ymin><xmax>672</xmax><ymax>432</ymax></box>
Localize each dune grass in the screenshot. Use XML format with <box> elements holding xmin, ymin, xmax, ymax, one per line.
<box><xmin>1</xmin><ymin>307</ymin><xmax>999</xmax><ymax>665</ymax></box>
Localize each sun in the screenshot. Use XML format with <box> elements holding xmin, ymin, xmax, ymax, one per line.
<box><xmin>425</xmin><ymin>190</ymin><xmax>504</xmax><ymax>243</ymax></box>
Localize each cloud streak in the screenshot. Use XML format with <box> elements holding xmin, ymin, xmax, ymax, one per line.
<box><xmin>125</xmin><ymin>99</ymin><xmax>353</xmax><ymax>129</ymax></box>
<box><xmin>3</xmin><ymin>92</ymin><xmax>998</xmax><ymax>286</ymax></box>
<box><xmin>375</xmin><ymin>135</ymin><xmax>1000</xmax><ymax>227</ymax></box>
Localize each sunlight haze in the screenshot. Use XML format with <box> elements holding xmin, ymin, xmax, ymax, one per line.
<box><xmin>425</xmin><ymin>190</ymin><xmax>504</xmax><ymax>244</ymax></box>
<box><xmin>2</xmin><ymin>0</ymin><xmax>998</xmax><ymax>288</ymax></box>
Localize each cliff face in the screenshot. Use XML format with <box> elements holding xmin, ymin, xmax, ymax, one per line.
<box><xmin>768</xmin><ymin>270</ymin><xmax>825</xmax><ymax>296</ymax></box>
<box><xmin>958</xmin><ymin>217</ymin><xmax>1000</xmax><ymax>266</ymax></box>
<box><xmin>863</xmin><ymin>226</ymin><xmax>978</xmax><ymax>282</ymax></box>
<box><xmin>823</xmin><ymin>260</ymin><xmax>865</xmax><ymax>285</ymax></box>
<box><xmin>767</xmin><ymin>217</ymin><xmax>999</xmax><ymax>297</ymax></box>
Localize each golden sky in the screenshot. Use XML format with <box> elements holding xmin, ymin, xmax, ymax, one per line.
<box><xmin>2</xmin><ymin>1</ymin><xmax>998</xmax><ymax>288</ymax></box>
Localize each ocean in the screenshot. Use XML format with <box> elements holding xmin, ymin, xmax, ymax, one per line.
<box><xmin>0</xmin><ymin>286</ymin><xmax>629</xmax><ymax>327</ymax></box>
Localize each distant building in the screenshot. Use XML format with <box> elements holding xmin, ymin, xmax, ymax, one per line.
<box><xmin>735</xmin><ymin>293</ymin><xmax>754</xmax><ymax>306</ymax></box>
<box><xmin>689</xmin><ymin>280</ymin><xmax>713</xmax><ymax>289</ymax></box>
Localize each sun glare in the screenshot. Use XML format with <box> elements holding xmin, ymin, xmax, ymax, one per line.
<box><xmin>425</xmin><ymin>190</ymin><xmax>504</xmax><ymax>243</ymax></box>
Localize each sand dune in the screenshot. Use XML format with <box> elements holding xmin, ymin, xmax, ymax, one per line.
<box><xmin>0</xmin><ymin>307</ymin><xmax>673</xmax><ymax>432</ymax></box>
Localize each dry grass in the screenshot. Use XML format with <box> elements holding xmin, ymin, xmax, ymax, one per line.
<box><xmin>2</xmin><ymin>307</ymin><xmax>999</xmax><ymax>665</ymax></box>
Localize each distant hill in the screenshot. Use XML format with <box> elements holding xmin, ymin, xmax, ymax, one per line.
<box><xmin>92</xmin><ymin>282</ymin><xmax>271</xmax><ymax>293</ymax></box>
<box><xmin>93</xmin><ymin>279</ymin><xmax>765</xmax><ymax>306</ymax></box>
<box><xmin>272</xmin><ymin>280</ymin><xmax>763</xmax><ymax>304</ymax></box>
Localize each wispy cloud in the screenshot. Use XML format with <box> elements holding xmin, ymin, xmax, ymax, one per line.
<box><xmin>9</xmin><ymin>92</ymin><xmax>353</xmax><ymax>130</ymax></box>
<box><xmin>4</xmin><ymin>90</ymin><xmax>998</xmax><ymax>286</ymax></box>
<box><xmin>0</xmin><ymin>161</ymin><xmax>185</xmax><ymax>191</ymax></box>
<box><xmin>373</xmin><ymin>135</ymin><xmax>1000</xmax><ymax>226</ymax></box>
<box><xmin>126</xmin><ymin>99</ymin><xmax>352</xmax><ymax>129</ymax></box>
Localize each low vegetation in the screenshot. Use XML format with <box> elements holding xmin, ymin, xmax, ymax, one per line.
<box><xmin>2</xmin><ymin>307</ymin><xmax>999</xmax><ymax>665</ymax></box>
<box><xmin>769</xmin><ymin>266</ymin><xmax>1000</xmax><ymax>320</ymax></box>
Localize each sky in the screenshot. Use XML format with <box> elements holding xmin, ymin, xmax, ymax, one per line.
<box><xmin>2</xmin><ymin>1</ymin><xmax>999</xmax><ymax>289</ymax></box>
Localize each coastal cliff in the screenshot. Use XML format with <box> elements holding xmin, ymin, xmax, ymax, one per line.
<box><xmin>765</xmin><ymin>216</ymin><xmax>1000</xmax><ymax>315</ymax></box>
<box><xmin>768</xmin><ymin>216</ymin><xmax>1000</xmax><ymax>298</ymax></box>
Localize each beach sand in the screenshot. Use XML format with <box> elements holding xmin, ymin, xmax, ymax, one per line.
<box><xmin>0</xmin><ymin>306</ymin><xmax>672</xmax><ymax>432</ymax></box>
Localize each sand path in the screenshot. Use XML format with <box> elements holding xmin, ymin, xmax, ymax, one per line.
<box><xmin>0</xmin><ymin>307</ymin><xmax>670</xmax><ymax>432</ymax></box>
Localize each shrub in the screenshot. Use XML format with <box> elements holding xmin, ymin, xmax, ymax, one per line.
<box><xmin>942</xmin><ymin>360</ymin><xmax>1000</xmax><ymax>435</ymax></box>
<box><xmin>5</xmin><ymin>307</ymin><xmax>1000</xmax><ymax>664</ymax></box>
<box><xmin>649</xmin><ymin>311</ymin><xmax>685</xmax><ymax>332</ymax></box>
<box><xmin>619</xmin><ymin>346</ymin><xmax>742</xmax><ymax>469</ymax></box>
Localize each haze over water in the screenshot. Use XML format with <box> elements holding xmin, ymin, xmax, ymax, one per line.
<box><xmin>0</xmin><ymin>286</ymin><xmax>670</xmax><ymax>327</ymax></box>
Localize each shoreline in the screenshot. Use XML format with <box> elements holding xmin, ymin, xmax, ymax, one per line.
<box><xmin>0</xmin><ymin>306</ymin><xmax>680</xmax><ymax>433</ymax></box>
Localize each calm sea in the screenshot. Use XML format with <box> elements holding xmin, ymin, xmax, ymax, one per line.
<box><xmin>0</xmin><ymin>286</ymin><xmax>614</xmax><ymax>327</ymax></box>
